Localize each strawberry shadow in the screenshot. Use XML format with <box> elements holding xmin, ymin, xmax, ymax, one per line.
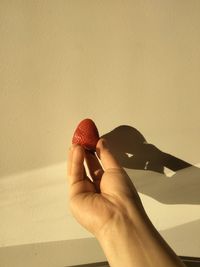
<box><xmin>101</xmin><ymin>125</ymin><xmax>200</xmax><ymax>205</ymax></box>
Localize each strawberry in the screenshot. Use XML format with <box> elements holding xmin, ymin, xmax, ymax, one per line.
<box><xmin>72</xmin><ymin>118</ymin><xmax>100</xmax><ymax>151</ymax></box>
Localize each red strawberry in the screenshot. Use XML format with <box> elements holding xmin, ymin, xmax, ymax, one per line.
<box><xmin>72</xmin><ymin>118</ymin><xmax>100</xmax><ymax>151</ymax></box>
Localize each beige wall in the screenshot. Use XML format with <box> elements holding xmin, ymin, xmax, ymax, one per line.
<box><xmin>1</xmin><ymin>0</ymin><xmax>200</xmax><ymax>177</ymax></box>
<box><xmin>0</xmin><ymin>0</ymin><xmax>200</xmax><ymax>263</ymax></box>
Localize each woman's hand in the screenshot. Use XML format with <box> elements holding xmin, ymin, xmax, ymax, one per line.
<box><xmin>67</xmin><ymin>138</ymin><xmax>144</xmax><ymax>239</ymax></box>
<box><xmin>67</xmin><ymin>138</ymin><xmax>186</xmax><ymax>267</ymax></box>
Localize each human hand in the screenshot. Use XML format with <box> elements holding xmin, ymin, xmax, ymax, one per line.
<box><xmin>67</xmin><ymin>138</ymin><xmax>186</xmax><ymax>267</ymax></box>
<box><xmin>67</xmin><ymin>138</ymin><xmax>145</xmax><ymax>239</ymax></box>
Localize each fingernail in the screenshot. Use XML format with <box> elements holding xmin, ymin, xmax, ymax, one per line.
<box><xmin>101</xmin><ymin>139</ymin><xmax>108</xmax><ymax>149</ymax></box>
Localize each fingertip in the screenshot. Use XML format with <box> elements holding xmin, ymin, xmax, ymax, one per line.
<box><xmin>97</xmin><ymin>137</ymin><xmax>108</xmax><ymax>146</ymax></box>
<box><xmin>70</xmin><ymin>144</ymin><xmax>86</xmax><ymax>157</ymax></box>
<box><xmin>70</xmin><ymin>143</ymin><xmax>82</xmax><ymax>150</ymax></box>
<box><xmin>96</xmin><ymin>138</ymin><xmax>108</xmax><ymax>155</ymax></box>
<box><xmin>68</xmin><ymin>144</ymin><xmax>83</xmax><ymax>160</ymax></box>
<box><xmin>96</xmin><ymin>138</ymin><xmax>121</xmax><ymax>170</ymax></box>
<box><xmin>72</xmin><ymin>144</ymin><xmax>85</xmax><ymax>159</ymax></box>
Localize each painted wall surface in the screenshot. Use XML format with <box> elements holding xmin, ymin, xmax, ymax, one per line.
<box><xmin>0</xmin><ymin>0</ymin><xmax>200</xmax><ymax>265</ymax></box>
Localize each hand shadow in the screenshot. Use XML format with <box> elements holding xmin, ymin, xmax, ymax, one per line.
<box><xmin>102</xmin><ymin>125</ymin><xmax>200</xmax><ymax>205</ymax></box>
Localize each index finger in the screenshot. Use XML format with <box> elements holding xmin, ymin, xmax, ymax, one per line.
<box><xmin>67</xmin><ymin>145</ymin><xmax>85</xmax><ymax>185</ymax></box>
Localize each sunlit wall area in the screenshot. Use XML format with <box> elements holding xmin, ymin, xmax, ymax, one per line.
<box><xmin>0</xmin><ymin>1</ymin><xmax>200</xmax><ymax>265</ymax></box>
<box><xmin>1</xmin><ymin>0</ymin><xmax>200</xmax><ymax>177</ymax></box>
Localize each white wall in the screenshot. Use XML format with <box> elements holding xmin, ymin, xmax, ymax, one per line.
<box><xmin>0</xmin><ymin>0</ymin><xmax>200</xmax><ymax>265</ymax></box>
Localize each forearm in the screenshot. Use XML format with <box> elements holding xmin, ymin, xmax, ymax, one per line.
<box><xmin>97</xmin><ymin>210</ymin><xmax>186</xmax><ymax>267</ymax></box>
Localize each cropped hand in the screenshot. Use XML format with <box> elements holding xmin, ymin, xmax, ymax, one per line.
<box><xmin>67</xmin><ymin>138</ymin><xmax>144</xmax><ymax>238</ymax></box>
<box><xmin>67</xmin><ymin>138</ymin><xmax>186</xmax><ymax>267</ymax></box>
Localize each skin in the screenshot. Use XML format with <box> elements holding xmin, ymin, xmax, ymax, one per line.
<box><xmin>67</xmin><ymin>139</ymin><xmax>186</xmax><ymax>267</ymax></box>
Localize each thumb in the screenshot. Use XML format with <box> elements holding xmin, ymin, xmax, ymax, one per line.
<box><xmin>96</xmin><ymin>139</ymin><xmax>121</xmax><ymax>170</ymax></box>
<box><xmin>96</xmin><ymin>138</ymin><xmax>139</xmax><ymax>199</ymax></box>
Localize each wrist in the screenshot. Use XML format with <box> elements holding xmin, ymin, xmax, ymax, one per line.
<box><xmin>96</xmin><ymin>206</ymin><xmax>185</xmax><ymax>267</ymax></box>
<box><xmin>96</xmin><ymin>211</ymin><xmax>148</xmax><ymax>267</ymax></box>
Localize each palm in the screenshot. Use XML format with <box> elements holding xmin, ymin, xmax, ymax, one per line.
<box><xmin>70</xmin><ymin>167</ymin><xmax>138</xmax><ymax>236</ymax></box>
<box><xmin>70</xmin><ymin>172</ymin><xmax>120</xmax><ymax>236</ymax></box>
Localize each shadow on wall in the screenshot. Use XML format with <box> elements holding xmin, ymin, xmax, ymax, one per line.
<box><xmin>102</xmin><ymin>126</ymin><xmax>200</xmax><ymax>205</ymax></box>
